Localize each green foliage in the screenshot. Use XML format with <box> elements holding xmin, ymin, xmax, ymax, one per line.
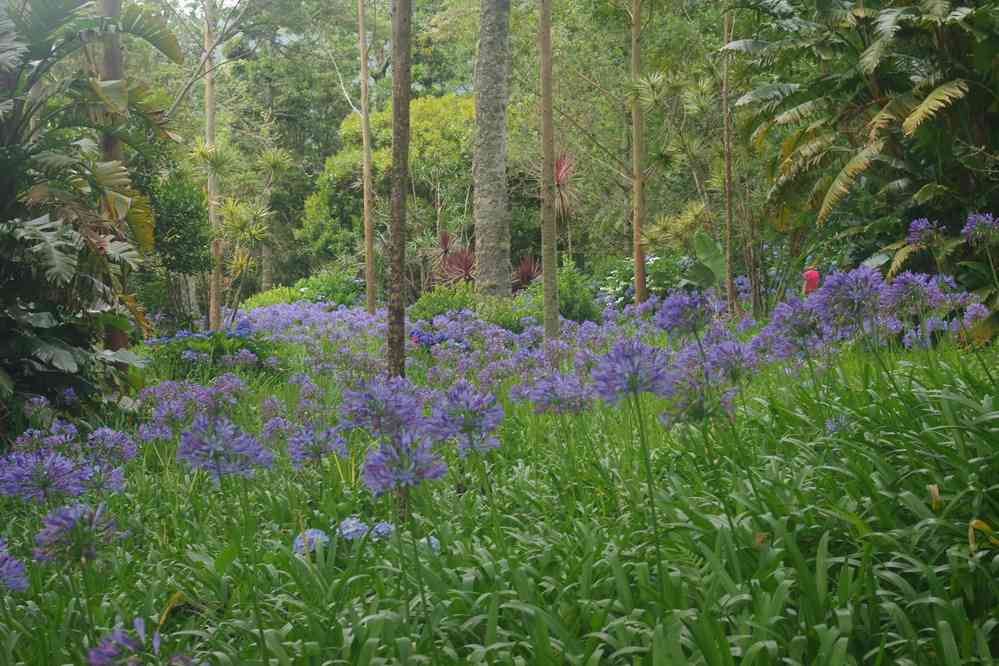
<box><xmin>408</xmin><ymin>282</ymin><xmax>477</xmax><ymax>322</ymax></box>
<box><xmin>528</xmin><ymin>258</ymin><xmax>600</xmax><ymax>323</ymax></box>
<box><xmin>597</xmin><ymin>250</ymin><xmax>690</xmax><ymax>305</ymax></box>
<box><xmin>142</xmin><ymin>331</ymin><xmax>279</xmax><ymax>380</ymax></box>
<box><xmin>475</xmin><ymin>292</ymin><xmax>541</xmax><ymax>333</ymax></box>
<box><xmin>292</xmin><ymin>269</ymin><xmax>362</xmax><ymax>306</ymax></box>
<box><xmin>241</xmin><ymin>286</ymin><xmax>302</xmax><ymax>311</ymax></box>
<box><xmin>149</xmin><ymin>170</ymin><xmax>211</xmax><ymax>275</ymax></box>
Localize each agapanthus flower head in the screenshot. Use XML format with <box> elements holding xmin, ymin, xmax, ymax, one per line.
<box><xmin>881</xmin><ymin>272</ymin><xmax>940</xmax><ymax>320</ymax></box>
<box><xmin>180</xmin><ymin>349</ymin><xmax>210</xmax><ymax>364</ymax></box>
<box><xmin>514</xmin><ymin>372</ymin><xmax>593</xmax><ymax>415</ymax></box>
<box><xmin>87</xmin><ymin>617</ymin><xmax>188</xmax><ymax>666</ymax></box>
<box><xmin>808</xmin><ymin>266</ymin><xmax>885</xmax><ymax>339</ymax></box>
<box><xmin>293</xmin><ymin>529</ymin><xmax>330</xmax><ymax>555</ymax></box>
<box><xmin>177</xmin><ymin>414</ymin><xmax>274</xmax><ymax>482</ymax></box>
<box><xmin>341</xmin><ymin>376</ymin><xmax>426</xmax><ymax>440</ymax></box>
<box><xmin>336</xmin><ymin>516</ymin><xmax>369</xmax><ymax>540</ymax></box>
<box><xmin>58</xmin><ymin>387</ymin><xmax>79</xmax><ymax>406</ymax></box>
<box><xmin>83</xmin><ymin>463</ymin><xmax>126</xmax><ymax>495</ymax></box>
<box><xmin>591</xmin><ymin>338</ymin><xmax>670</xmax><ymax>403</ymax></box>
<box><xmin>33</xmin><ymin>503</ymin><xmax>120</xmax><ymax>563</ymax></box>
<box><xmin>87</xmin><ymin>428</ymin><xmax>137</xmax><ymax>465</ymax></box>
<box><xmin>371</xmin><ymin>521</ymin><xmax>395</xmax><ymax>540</ymax></box>
<box><xmin>0</xmin><ymin>450</ymin><xmax>88</xmax><ymax>502</ymax></box>
<box><xmin>962</xmin><ymin>212</ymin><xmax>999</xmax><ymax>245</ymax></box>
<box><xmin>260</xmin><ymin>395</ymin><xmax>283</xmax><ymax>420</ymax></box>
<box><xmin>23</xmin><ymin>395</ymin><xmax>51</xmax><ymax>420</ymax></box>
<box><xmin>361</xmin><ymin>430</ymin><xmax>447</xmax><ymax>496</ymax></box>
<box><xmin>425</xmin><ymin>380</ymin><xmax>503</xmax><ymax>457</ymax></box>
<box><xmin>906</xmin><ymin>218</ymin><xmax>942</xmax><ymax>246</ymax></box>
<box><xmin>287</xmin><ymin>423</ymin><xmax>346</xmax><ymax>469</ymax></box>
<box><xmin>0</xmin><ymin>538</ymin><xmax>28</xmax><ymax>591</ymax></box>
<box><xmin>702</xmin><ymin>338</ymin><xmax>758</xmax><ymax>383</ymax></box>
<box><xmin>654</xmin><ymin>290</ymin><xmax>711</xmax><ymax>336</ymax></box>
<box><xmin>44</xmin><ymin>419</ymin><xmax>79</xmax><ymax>450</ymax></box>
<box><xmin>964</xmin><ymin>302</ymin><xmax>990</xmax><ymax>326</ymax></box>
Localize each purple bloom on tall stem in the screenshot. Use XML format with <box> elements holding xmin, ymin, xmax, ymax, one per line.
<box><xmin>293</xmin><ymin>529</ymin><xmax>330</xmax><ymax>555</ymax></box>
<box><xmin>361</xmin><ymin>431</ymin><xmax>447</xmax><ymax>496</ymax></box>
<box><xmin>906</xmin><ymin>218</ymin><xmax>941</xmax><ymax>246</ymax></box>
<box><xmin>336</xmin><ymin>516</ymin><xmax>369</xmax><ymax>540</ymax></box>
<box><xmin>87</xmin><ymin>428</ymin><xmax>137</xmax><ymax>465</ymax></box>
<box><xmin>654</xmin><ymin>290</ymin><xmax>710</xmax><ymax>336</ymax></box>
<box><xmin>964</xmin><ymin>302</ymin><xmax>990</xmax><ymax>326</ymax></box>
<box><xmin>87</xmin><ymin>617</ymin><xmax>175</xmax><ymax>666</ymax></box>
<box><xmin>341</xmin><ymin>376</ymin><xmax>426</xmax><ymax>440</ymax></box>
<box><xmin>0</xmin><ymin>450</ymin><xmax>88</xmax><ymax>502</ymax></box>
<box><xmin>425</xmin><ymin>380</ymin><xmax>503</xmax><ymax>456</ymax></box>
<box><xmin>0</xmin><ymin>539</ymin><xmax>28</xmax><ymax>591</ymax></box>
<box><xmin>177</xmin><ymin>414</ymin><xmax>274</xmax><ymax>482</ymax></box>
<box><xmin>592</xmin><ymin>338</ymin><xmax>670</xmax><ymax>403</ymax></box>
<box><xmin>962</xmin><ymin>212</ymin><xmax>999</xmax><ymax>244</ymax></box>
<box><xmin>808</xmin><ymin>266</ymin><xmax>885</xmax><ymax>340</ymax></box>
<box><xmin>287</xmin><ymin>423</ymin><xmax>346</xmax><ymax>469</ymax></box>
<box><xmin>33</xmin><ymin>503</ymin><xmax>120</xmax><ymax>562</ymax></box>
<box><xmin>514</xmin><ymin>372</ymin><xmax>594</xmax><ymax>414</ymax></box>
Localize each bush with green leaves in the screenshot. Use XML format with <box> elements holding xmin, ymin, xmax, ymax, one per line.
<box><xmin>242</xmin><ymin>286</ymin><xmax>303</xmax><ymax>311</ymax></box>
<box><xmin>408</xmin><ymin>282</ymin><xmax>478</xmax><ymax>322</ymax></box>
<box><xmin>142</xmin><ymin>329</ymin><xmax>281</xmax><ymax>380</ymax></box>
<box><xmin>292</xmin><ymin>269</ymin><xmax>363</xmax><ymax>306</ymax></box>
<box><xmin>475</xmin><ymin>292</ymin><xmax>541</xmax><ymax>333</ymax></box>
<box><xmin>597</xmin><ymin>248</ymin><xmax>691</xmax><ymax>305</ymax></box>
<box><xmin>528</xmin><ymin>258</ymin><xmax>600</xmax><ymax>323</ymax></box>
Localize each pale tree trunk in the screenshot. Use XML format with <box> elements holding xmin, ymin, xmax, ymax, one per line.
<box><xmin>205</xmin><ymin>0</ymin><xmax>223</xmax><ymax>331</ymax></box>
<box><xmin>260</xmin><ymin>244</ymin><xmax>274</xmax><ymax>291</ymax></box>
<box><xmin>387</xmin><ymin>0</ymin><xmax>412</xmax><ymax>377</ymax></box>
<box><xmin>629</xmin><ymin>0</ymin><xmax>647</xmax><ymax>303</ymax></box>
<box><xmin>358</xmin><ymin>0</ymin><xmax>377</xmax><ymax>314</ymax></box>
<box><xmin>473</xmin><ymin>0</ymin><xmax>511</xmax><ymax>297</ymax></box>
<box><xmin>721</xmin><ymin>12</ymin><xmax>736</xmax><ymax>312</ymax></box>
<box><xmin>539</xmin><ymin>0</ymin><xmax>558</xmax><ymax>339</ymax></box>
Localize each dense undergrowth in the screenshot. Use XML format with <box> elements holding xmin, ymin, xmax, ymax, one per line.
<box><xmin>1</xmin><ymin>269</ymin><xmax>998</xmax><ymax>665</ymax></box>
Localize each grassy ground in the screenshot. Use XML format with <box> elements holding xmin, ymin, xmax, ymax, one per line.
<box><xmin>1</xmin><ymin>326</ymin><xmax>998</xmax><ymax>665</ymax></box>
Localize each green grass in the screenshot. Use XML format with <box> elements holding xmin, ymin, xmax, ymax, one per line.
<box><xmin>1</xmin><ymin>340</ymin><xmax>998</xmax><ymax>665</ymax></box>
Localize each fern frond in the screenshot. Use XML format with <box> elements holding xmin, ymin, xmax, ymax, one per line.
<box><xmin>902</xmin><ymin>79</ymin><xmax>967</xmax><ymax>135</ymax></box>
<box><xmin>888</xmin><ymin>243</ymin><xmax>919</xmax><ymax>277</ymax></box>
<box><xmin>817</xmin><ymin>140</ymin><xmax>885</xmax><ymax>225</ymax></box>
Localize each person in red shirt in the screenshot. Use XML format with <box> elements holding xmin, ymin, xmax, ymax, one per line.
<box><xmin>802</xmin><ymin>266</ymin><xmax>820</xmax><ymax>295</ymax></box>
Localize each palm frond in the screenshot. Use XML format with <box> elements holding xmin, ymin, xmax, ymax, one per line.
<box><xmin>817</xmin><ymin>140</ymin><xmax>885</xmax><ymax>225</ymax></box>
<box><xmin>902</xmin><ymin>79</ymin><xmax>968</xmax><ymax>135</ymax></box>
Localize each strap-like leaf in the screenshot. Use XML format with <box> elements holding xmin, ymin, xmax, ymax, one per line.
<box><xmin>817</xmin><ymin>140</ymin><xmax>884</xmax><ymax>225</ymax></box>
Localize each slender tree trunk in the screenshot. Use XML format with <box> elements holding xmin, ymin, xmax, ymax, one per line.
<box><xmin>99</xmin><ymin>0</ymin><xmax>123</xmax><ymax>162</ymax></box>
<box><xmin>358</xmin><ymin>0</ymin><xmax>377</xmax><ymax>313</ymax></box>
<box><xmin>260</xmin><ymin>244</ymin><xmax>274</xmax><ymax>291</ymax></box>
<box><xmin>539</xmin><ymin>0</ymin><xmax>558</xmax><ymax>339</ymax></box>
<box><xmin>629</xmin><ymin>0</ymin><xmax>647</xmax><ymax>303</ymax></box>
<box><xmin>387</xmin><ymin>0</ymin><xmax>412</xmax><ymax>377</ymax></box>
<box><xmin>473</xmin><ymin>0</ymin><xmax>512</xmax><ymax>297</ymax></box>
<box><xmin>205</xmin><ymin>0</ymin><xmax>222</xmax><ymax>331</ymax></box>
<box><xmin>721</xmin><ymin>12</ymin><xmax>736</xmax><ymax>312</ymax></box>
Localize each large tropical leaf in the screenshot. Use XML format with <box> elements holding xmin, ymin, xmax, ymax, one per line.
<box><xmin>1</xmin><ymin>215</ymin><xmax>82</xmax><ymax>284</ymax></box>
<box><xmin>902</xmin><ymin>79</ymin><xmax>968</xmax><ymax>135</ymax></box>
<box><xmin>118</xmin><ymin>4</ymin><xmax>183</xmax><ymax>64</ymax></box>
<box><xmin>0</xmin><ymin>5</ymin><xmax>26</xmax><ymax>71</ymax></box>
<box><xmin>816</xmin><ymin>140</ymin><xmax>885</xmax><ymax>225</ymax></box>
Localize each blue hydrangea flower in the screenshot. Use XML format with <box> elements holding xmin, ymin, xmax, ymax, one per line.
<box><xmin>591</xmin><ymin>338</ymin><xmax>670</xmax><ymax>403</ymax></box>
<box><xmin>33</xmin><ymin>503</ymin><xmax>120</xmax><ymax>563</ymax></box>
<box><xmin>293</xmin><ymin>529</ymin><xmax>331</xmax><ymax>555</ymax></box>
<box><xmin>336</xmin><ymin>516</ymin><xmax>369</xmax><ymax>540</ymax></box>
<box><xmin>0</xmin><ymin>539</ymin><xmax>27</xmax><ymax>591</ymax></box>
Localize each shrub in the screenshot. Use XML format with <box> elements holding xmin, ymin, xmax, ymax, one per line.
<box><xmin>597</xmin><ymin>249</ymin><xmax>689</xmax><ymax>305</ymax></box>
<box><xmin>242</xmin><ymin>287</ymin><xmax>302</xmax><ymax>311</ymax></box>
<box><xmin>142</xmin><ymin>328</ymin><xmax>281</xmax><ymax>380</ymax></box>
<box><xmin>476</xmin><ymin>292</ymin><xmax>540</xmax><ymax>333</ymax></box>
<box><xmin>529</xmin><ymin>258</ymin><xmax>600</xmax><ymax>323</ymax></box>
<box><xmin>409</xmin><ymin>283</ymin><xmax>477</xmax><ymax>322</ymax></box>
<box><xmin>293</xmin><ymin>269</ymin><xmax>362</xmax><ymax>306</ymax></box>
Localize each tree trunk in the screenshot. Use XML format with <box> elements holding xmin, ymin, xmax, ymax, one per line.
<box><xmin>387</xmin><ymin>0</ymin><xmax>412</xmax><ymax>377</ymax></box>
<box><xmin>205</xmin><ymin>0</ymin><xmax>222</xmax><ymax>331</ymax></box>
<box><xmin>99</xmin><ymin>0</ymin><xmax>123</xmax><ymax>162</ymax></box>
<box><xmin>358</xmin><ymin>0</ymin><xmax>377</xmax><ymax>314</ymax></box>
<box><xmin>539</xmin><ymin>0</ymin><xmax>559</xmax><ymax>340</ymax></box>
<box><xmin>473</xmin><ymin>0</ymin><xmax>512</xmax><ymax>297</ymax></box>
<box><xmin>629</xmin><ymin>0</ymin><xmax>647</xmax><ymax>303</ymax></box>
<box><xmin>721</xmin><ymin>12</ymin><xmax>736</xmax><ymax>312</ymax></box>
<box><xmin>260</xmin><ymin>244</ymin><xmax>274</xmax><ymax>291</ymax></box>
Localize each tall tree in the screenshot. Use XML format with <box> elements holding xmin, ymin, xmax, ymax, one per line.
<box><xmin>357</xmin><ymin>0</ymin><xmax>377</xmax><ymax>313</ymax></box>
<box><xmin>539</xmin><ymin>0</ymin><xmax>558</xmax><ymax>338</ymax></box>
<box><xmin>629</xmin><ymin>0</ymin><xmax>647</xmax><ymax>303</ymax></box>
<box><xmin>473</xmin><ymin>0</ymin><xmax>511</xmax><ymax>297</ymax></box>
<box><xmin>205</xmin><ymin>0</ymin><xmax>222</xmax><ymax>330</ymax></box>
<box><xmin>387</xmin><ymin>0</ymin><xmax>412</xmax><ymax>376</ymax></box>
<box><xmin>99</xmin><ymin>0</ymin><xmax>123</xmax><ymax>162</ymax></box>
<box><xmin>721</xmin><ymin>12</ymin><xmax>736</xmax><ymax>310</ymax></box>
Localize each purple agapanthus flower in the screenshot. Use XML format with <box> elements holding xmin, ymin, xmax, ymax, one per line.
<box><xmin>906</xmin><ymin>218</ymin><xmax>941</xmax><ymax>246</ymax></box>
<box><xmin>336</xmin><ymin>516</ymin><xmax>369</xmax><ymax>540</ymax></box>
<box><xmin>0</xmin><ymin>539</ymin><xmax>28</xmax><ymax>591</ymax></box>
<box><xmin>962</xmin><ymin>212</ymin><xmax>999</xmax><ymax>244</ymax></box>
<box><xmin>287</xmin><ymin>423</ymin><xmax>346</xmax><ymax>469</ymax></box>
<box><xmin>88</xmin><ymin>617</ymin><xmax>176</xmax><ymax>666</ymax></box>
<box><xmin>0</xmin><ymin>450</ymin><xmax>88</xmax><ymax>502</ymax></box>
<box><xmin>425</xmin><ymin>380</ymin><xmax>503</xmax><ymax>456</ymax></box>
<box><xmin>654</xmin><ymin>290</ymin><xmax>710</xmax><ymax>336</ymax></box>
<box><xmin>371</xmin><ymin>521</ymin><xmax>395</xmax><ymax>540</ymax></box>
<box><xmin>341</xmin><ymin>376</ymin><xmax>427</xmax><ymax>440</ymax></box>
<box><xmin>293</xmin><ymin>529</ymin><xmax>330</xmax><ymax>555</ymax></box>
<box><xmin>361</xmin><ymin>431</ymin><xmax>447</xmax><ymax>496</ymax></box>
<box><xmin>33</xmin><ymin>503</ymin><xmax>120</xmax><ymax>562</ymax></box>
<box><xmin>23</xmin><ymin>395</ymin><xmax>50</xmax><ymax>419</ymax></box>
<box><xmin>87</xmin><ymin>428</ymin><xmax>137</xmax><ymax>465</ymax></box>
<box><xmin>808</xmin><ymin>266</ymin><xmax>885</xmax><ymax>340</ymax></box>
<box><xmin>591</xmin><ymin>338</ymin><xmax>670</xmax><ymax>403</ymax></box>
<box><xmin>177</xmin><ymin>414</ymin><xmax>274</xmax><ymax>482</ymax></box>
<box><xmin>964</xmin><ymin>302</ymin><xmax>990</xmax><ymax>326</ymax></box>
<box><xmin>514</xmin><ymin>372</ymin><xmax>593</xmax><ymax>414</ymax></box>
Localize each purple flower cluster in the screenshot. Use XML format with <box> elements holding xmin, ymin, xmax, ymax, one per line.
<box><xmin>88</xmin><ymin>617</ymin><xmax>199</xmax><ymax>666</ymax></box>
<box><xmin>0</xmin><ymin>539</ymin><xmax>27</xmax><ymax>591</ymax></box>
<box><xmin>512</xmin><ymin>372</ymin><xmax>594</xmax><ymax>414</ymax></box>
<box><xmin>287</xmin><ymin>422</ymin><xmax>346</xmax><ymax>469</ymax></box>
<box><xmin>592</xmin><ymin>338</ymin><xmax>670</xmax><ymax>403</ymax></box>
<box><xmin>33</xmin><ymin>503</ymin><xmax>120</xmax><ymax>563</ymax></box>
<box><xmin>654</xmin><ymin>290</ymin><xmax>711</xmax><ymax>336</ymax></box>
<box><xmin>962</xmin><ymin>212</ymin><xmax>999</xmax><ymax>244</ymax></box>
<box><xmin>293</xmin><ymin>528</ymin><xmax>330</xmax><ymax>555</ymax></box>
<box><xmin>177</xmin><ymin>414</ymin><xmax>274</xmax><ymax>482</ymax></box>
<box><xmin>425</xmin><ymin>380</ymin><xmax>503</xmax><ymax>457</ymax></box>
<box><xmin>906</xmin><ymin>218</ymin><xmax>941</xmax><ymax>246</ymax></box>
<box><xmin>362</xmin><ymin>430</ymin><xmax>447</xmax><ymax>496</ymax></box>
<box><xmin>0</xmin><ymin>450</ymin><xmax>88</xmax><ymax>502</ymax></box>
